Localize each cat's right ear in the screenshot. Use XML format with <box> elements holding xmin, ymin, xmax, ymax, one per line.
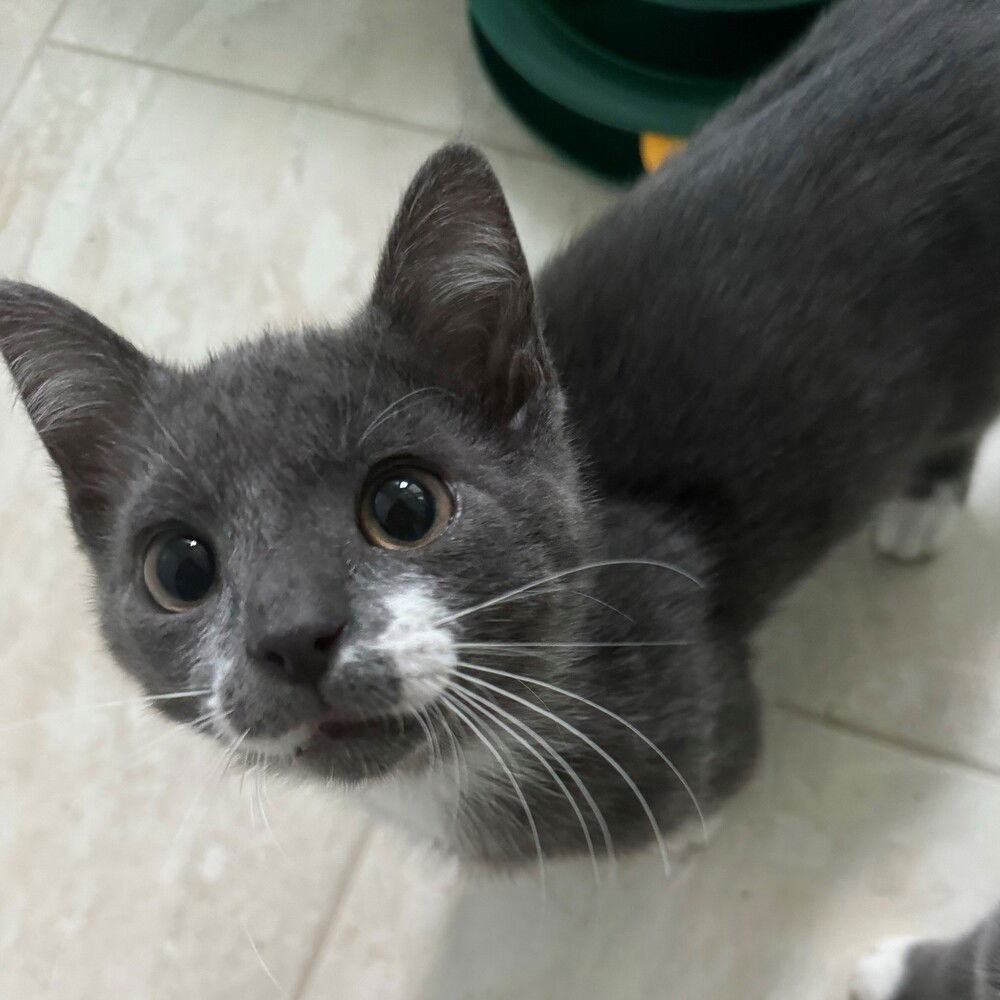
<box><xmin>0</xmin><ymin>281</ymin><xmax>153</xmax><ymax>539</ymax></box>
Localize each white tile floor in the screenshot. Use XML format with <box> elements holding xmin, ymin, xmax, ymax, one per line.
<box><xmin>2</xmin><ymin>3</ymin><xmax>1000</xmax><ymax>998</ymax></box>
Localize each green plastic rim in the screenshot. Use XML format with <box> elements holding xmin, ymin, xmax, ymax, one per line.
<box><xmin>547</xmin><ymin>0</ymin><xmax>822</xmax><ymax>80</ymax></box>
<box><xmin>470</xmin><ymin>0</ymin><xmax>740</xmax><ymax>137</ymax></box>
<box><xmin>472</xmin><ymin>23</ymin><xmax>646</xmax><ymax>182</ymax></box>
<box><xmin>642</xmin><ymin>0</ymin><xmax>820</xmax><ymax>10</ymax></box>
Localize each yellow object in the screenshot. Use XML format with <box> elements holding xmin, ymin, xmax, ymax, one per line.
<box><xmin>640</xmin><ymin>133</ymin><xmax>688</xmax><ymax>172</ymax></box>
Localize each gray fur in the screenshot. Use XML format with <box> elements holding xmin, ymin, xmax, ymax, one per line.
<box><xmin>3</xmin><ymin>0</ymin><xmax>1000</xmax><ymax>869</ymax></box>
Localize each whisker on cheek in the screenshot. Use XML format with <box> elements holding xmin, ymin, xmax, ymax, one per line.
<box><xmin>456</xmin><ymin>641</ymin><xmax>694</xmax><ymax>650</ymax></box>
<box><xmin>219</xmin><ymin>729</ymin><xmax>251</xmax><ymax>779</ymax></box>
<box><xmin>447</xmin><ymin>682</ymin><xmax>604</xmax><ymax>885</ymax></box>
<box><xmin>433</xmin><ymin>558</ymin><xmax>704</xmax><ymax>628</ymax></box>
<box><xmin>434</xmin><ymin>688</ymin><xmax>548</xmax><ymax>898</ymax></box>
<box><xmin>0</xmin><ymin>686</ymin><xmax>212</xmax><ymax>734</ymax></box>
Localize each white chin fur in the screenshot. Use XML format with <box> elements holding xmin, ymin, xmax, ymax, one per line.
<box><xmin>850</xmin><ymin>937</ymin><xmax>915</xmax><ymax>1000</ymax></box>
<box><xmin>240</xmin><ymin>725</ymin><xmax>315</xmax><ymax>759</ymax></box>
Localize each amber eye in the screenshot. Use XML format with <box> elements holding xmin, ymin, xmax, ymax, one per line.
<box><xmin>359</xmin><ymin>466</ymin><xmax>454</xmax><ymax>550</ymax></box>
<box><xmin>143</xmin><ymin>531</ymin><xmax>216</xmax><ymax>612</ymax></box>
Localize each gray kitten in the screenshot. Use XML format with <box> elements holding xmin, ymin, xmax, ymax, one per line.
<box><xmin>852</xmin><ymin>907</ymin><xmax>1000</xmax><ymax>1000</ymax></box>
<box><xmin>3</xmin><ymin>0</ymin><xmax>1000</xmax><ymax>871</ymax></box>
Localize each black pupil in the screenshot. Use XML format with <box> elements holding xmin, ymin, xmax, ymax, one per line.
<box><xmin>372</xmin><ymin>475</ymin><xmax>436</xmax><ymax>542</ymax></box>
<box><xmin>157</xmin><ymin>537</ymin><xmax>215</xmax><ymax>602</ymax></box>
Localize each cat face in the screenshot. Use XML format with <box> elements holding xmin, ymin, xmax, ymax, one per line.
<box><xmin>0</xmin><ymin>145</ymin><xmax>589</xmax><ymax>786</ymax></box>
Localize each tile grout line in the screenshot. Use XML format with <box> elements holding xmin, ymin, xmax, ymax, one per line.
<box><xmin>288</xmin><ymin>820</ymin><xmax>377</xmax><ymax>1000</ymax></box>
<box><xmin>0</xmin><ymin>0</ymin><xmax>73</xmax><ymax>123</ymax></box>
<box><xmin>43</xmin><ymin>38</ymin><xmax>570</xmax><ymax>174</ymax></box>
<box><xmin>770</xmin><ymin>697</ymin><xmax>1000</xmax><ymax>781</ymax></box>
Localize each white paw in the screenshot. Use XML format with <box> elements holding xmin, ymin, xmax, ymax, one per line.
<box><xmin>873</xmin><ymin>483</ymin><xmax>961</xmax><ymax>562</ymax></box>
<box><xmin>850</xmin><ymin>937</ymin><xmax>915</xmax><ymax>1000</ymax></box>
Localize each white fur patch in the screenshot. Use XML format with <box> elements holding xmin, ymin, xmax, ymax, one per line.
<box><xmin>356</xmin><ymin>743</ymin><xmax>492</xmax><ymax>849</ymax></box>
<box><xmin>358</xmin><ymin>768</ymin><xmax>463</xmax><ymax>847</ymax></box>
<box><xmin>873</xmin><ymin>483</ymin><xmax>961</xmax><ymax>562</ymax></box>
<box><xmin>850</xmin><ymin>937</ymin><xmax>915</xmax><ymax>1000</ymax></box>
<box><xmin>241</xmin><ymin>724</ymin><xmax>314</xmax><ymax>759</ymax></box>
<box><xmin>369</xmin><ymin>582</ymin><xmax>457</xmax><ymax>712</ymax></box>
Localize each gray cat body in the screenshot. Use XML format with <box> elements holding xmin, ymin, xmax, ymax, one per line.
<box><xmin>3</xmin><ymin>0</ymin><xmax>1000</xmax><ymax>870</ymax></box>
<box><xmin>541</xmin><ymin>0</ymin><xmax>1000</xmax><ymax>631</ymax></box>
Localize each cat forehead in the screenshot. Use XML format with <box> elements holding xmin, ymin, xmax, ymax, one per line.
<box><xmin>188</xmin><ymin>327</ymin><xmax>376</xmax><ymax>415</ymax></box>
<box><xmin>120</xmin><ymin>325</ymin><xmax>490</xmax><ymax>518</ymax></box>
<box><xmin>156</xmin><ymin>327</ymin><xmax>426</xmax><ymax>450</ymax></box>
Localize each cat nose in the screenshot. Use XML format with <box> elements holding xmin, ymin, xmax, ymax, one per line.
<box><xmin>251</xmin><ymin>623</ymin><xmax>345</xmax><ymax>686</ymax></box>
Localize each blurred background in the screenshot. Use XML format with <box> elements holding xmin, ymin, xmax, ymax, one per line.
<box><xmin>4</xmin><ymin>1</ymin><xmax>1000</xmax><ymax>998</ymax></box>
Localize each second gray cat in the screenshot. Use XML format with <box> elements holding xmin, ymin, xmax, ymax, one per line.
<box><xmin>3</xmin><ymin>0</ymin><xmax>1000</xmax><ymax>871</ymax></box>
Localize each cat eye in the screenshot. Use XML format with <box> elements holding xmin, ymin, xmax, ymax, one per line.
<box><xmin>143</xmin><ymin>531</ymin><xmax>216</xmax><ymax>612</ymax></box>
<box><xmin>359</xmin><ymin>465</ymin><xmax>454</xmax><ymax>550</ymax></box>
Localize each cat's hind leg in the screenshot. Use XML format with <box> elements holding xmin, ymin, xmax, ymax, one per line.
<box><xmin>873</xmin><ymin>444</ymin><xmax>977</xmax><ymax>563</ymax></box>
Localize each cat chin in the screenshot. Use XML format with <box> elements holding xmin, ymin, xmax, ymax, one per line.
<box><xmin>291</xmin><ymin>732</ymin><xmax>425</xmax><ymax>784</ymax></box>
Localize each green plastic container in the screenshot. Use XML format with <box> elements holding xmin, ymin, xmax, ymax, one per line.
<box><xmin>469</xmin><ymin>0</ymin><xmax>827</xmax><ymax>180</ymax></box>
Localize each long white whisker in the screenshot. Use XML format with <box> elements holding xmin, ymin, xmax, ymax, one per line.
<box><xmin>434</xmin><ymin>559</ymin><xmax>703</xmax><ymax>627</ymax></box>
<box><xmin>460</xmin><ymin>662</ymin><xmax>706</xmax><ymax>837</ymax></box>
<box><xmin>258</xmin><ymin>773</ymin><xmax>290</xmax><ymax>862</ymax></box>
<box><xmin>456</xmin><ymin>667</ymin><xmax>673</xmax><ymax>877</ymax></box>
<box><xmin>249</xmin><ymin>763</ymin><xmax>267</xmax><ymax>840</ymax></box>
<box><xmin>126</xmin><ymin>708</ymin><xmax>221</xmax><ymax>770</ymax></box>
<box><xmin>456</xmin><ymin>641</ymin><xmax>693</xmax><ymax>650</ymax></box>
<box><xmin>480</xmin><ymin>586</ymin><xmax>636</xmax><ymax>625</ymax></box>
<box><xmin>221</xmin><ymin>729</ymin><xmax>251</xmax><ymax>778</ymax></box>
<box><xmin>426</xmin><ymin>700</ymin><xmax>467</xmax><ymax>822</ymax></box>
<box><xmin>242</xmin><ymin>921</ymin><xmax>288</xmax><ymax>997</ymax></box>
<box><xmin>358</xmin><ymin>386</ymin><xmax>448</xmax><ymax>445</ymax></box>
<box><xmin>409</xmin><ymin>705</ymin><xmax>439</xmax><ymax>766</ymax></box>
<box><xmin>448</xmin><ymin>680</ymin><xmax>616</xmax><ymax>872</ymax></box>
<box><xmin>0</xmin><ymin>687</ymin><xmax>212</xmax><ymax>733</ymax></box>
<box><xmin>562</xmin><ymin>588</ymin><xmax>637</xmax><ymax>625</ymax></box>
<box><xmin>447</xmin><ymin>682</ymin><xmax>605</xmax><ymax>884</ymax></box>
<box><xmin>436</xmin><ymin>690</ymin><xmax>547</xmax><ymax>896</ymax></box>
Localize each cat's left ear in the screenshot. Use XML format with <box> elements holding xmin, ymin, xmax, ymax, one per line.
<box><xmin>0</xmin><ymin>281</ymin><xmax>154</xmax><ymax>538</ymax></box>
<box><xmin>372</xmin><ymin>143</ymin><xmax>556</xmax><ymax>428</ymax></box>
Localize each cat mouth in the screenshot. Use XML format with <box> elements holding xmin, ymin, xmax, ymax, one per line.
<box><xmin>316</xmin><ymin>712</ymin><xmax>417</xmax><ymax>742</ymax></box>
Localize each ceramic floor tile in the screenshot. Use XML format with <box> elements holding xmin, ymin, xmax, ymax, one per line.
<box><xmin>757</xmin><ymin>421</ymin><xmax>1000</xmax><ymax>774</ymax></box>
<box><xmin>0</xmin><ymin>0</ymin><xmax>62</xmax><ymax>109</ymax></box>
<box><xmin>52</xmin><ymin>0</ymin><xmax>555</xmax><ymax>160</ymax></box>
<box><xmin>301</xmin><ymin>709</ymin><xmax>1000</xmax><ymax>1000</ymax></box>
<box><xmin>0</xmin><ymin>48</ymin><xmax>611</xmax><ymax>360</ymax></box>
